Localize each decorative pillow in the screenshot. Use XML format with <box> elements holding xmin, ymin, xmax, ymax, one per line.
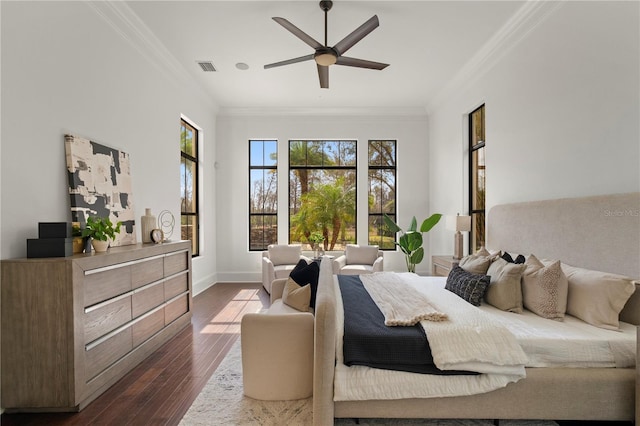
<box><xmin>445</xmin><ymin>266</ymin><xmax>491</xmax><ymax>306</ymax></box>
<box><xmin>476</xmin><ymin>247</ymin><xmax>491</xmax><ymax>257</ymax></box>
<box><xmin>290</xmin><ymin>259</ymin><xmax>320</xmax><ymax>308</ymax></box>
<box><xmin>521</xmin><ymin>255</ymin><xmax>568</xmax><ymax>320</ymax></box>
<box><xmin>562</xmin><ymin>263</ymin><xmax>635</xmax><ymax>330</ymax></box>
<box><xmin>345</xmin><ymin>244</ymin><xmax>379</xmax><ymax>265</ymax></box>
<box><xmin>282</xmin><ymin>277</ymin><xmax>311</xmax><ymax>312</ymax></box>
<box><xmin>501</xmin><ymin>252</ymin><xmax>526</xmax><ymax>264</ymax></box>
<box><xmin>458</xmin><ymin>254</ymin><xmax>492</xmax><ymax>275</ymax></box>
<box><xmin>268</xmin><ymin>244</ymin><xmax>301</xmax><ymax>266</ymax></box>
<box><xmin>484</xmin><ymin>258</ymin><xmax>527</xmax><ymax>313</ymax></box>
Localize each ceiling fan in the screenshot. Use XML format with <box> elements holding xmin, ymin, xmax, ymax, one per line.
<box><xmin>264</xmin><ymin>0</ymin><xmax>389</xmax><ymax>89</ymax></box>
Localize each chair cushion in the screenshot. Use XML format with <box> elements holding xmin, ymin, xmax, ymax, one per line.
<box><xmin>339</xmin><ymin>264</ymin><xmax>375</xmax><ymax>275</ymax></box>
<box><xmin>273</xmin><ymin>264</ymin><xmax>297</xmax><ymax>279</ymax></box>
<box><xmin>345</xmin><ymin>244</ymin><xmax>379</xmax><ymax>265</ymax></box>
<box><xmin>267</xmin><ymin>299</ymin><xmax>306</xmax><ymax>315</ymax></box>
<box><xmin>268</xmin><ymin>244</ymin><xmax>301</xmax><ymax>265</ymax></box>
<box><xmin>290</xmin><ymin>259</ymin><xmax>320</xmax><ymax>309</ymax></box>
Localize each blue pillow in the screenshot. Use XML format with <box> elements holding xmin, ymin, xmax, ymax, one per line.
<box><xmin>290</xmin><ymin>259</ymin><xmax>320</xmax><ymax>308</ymax></box>
<box><xmin>445</xmin><ymin>265</ymin><xmax>491</xmax><ymax>306</ymax></box>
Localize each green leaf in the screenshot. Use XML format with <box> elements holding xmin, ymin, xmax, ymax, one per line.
<box><xmin>383</xmin><ymin>213</ymin><xmax>401</xmax><ymax>233</ymax></box>
<box><xmin>420</xmin><ymin>213</ymin><xmax>442</xmax><ymax>233</ymax></box>
<box><xmin>405</xmin><ymin>231</ymin><xmax>422</xmax><ymax>252</ymax></box>
<box><xmin>407</xmin><ymin>216</ymin><xmax>417</xmax><ymax>233</ymax></box>
<box><xmin>409</xmin><ymin>247</ymin><xmax>424</xmax><ymax>265</ymax></box>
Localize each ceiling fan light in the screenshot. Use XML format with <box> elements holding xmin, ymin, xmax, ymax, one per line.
<box><xmin>315</xmin><ymin>52</ymin><xmax>337</xmax><ymax>66</ymax></box>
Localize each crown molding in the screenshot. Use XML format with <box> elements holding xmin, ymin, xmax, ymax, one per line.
<box><xmin>217</xmin><ymin>106</ymin><xmax>428</xmax><ymax>118</ymax></box>
<box><xmin>425</xmin><ymin>1</ymin><xmax>564</xmax><ymax>114</ymax></box>
<box><xmin>84</xmin><ymin>1</ymin><xmax>217</xmax><ymax>110</ymax></box>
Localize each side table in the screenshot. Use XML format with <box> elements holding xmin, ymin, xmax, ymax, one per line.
<box><xmin>431</xmin><ymin>255</ymin><xmax>459</xmax><ymax>277</ymax></box>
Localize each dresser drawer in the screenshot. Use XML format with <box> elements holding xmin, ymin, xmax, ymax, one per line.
<box><xmin>84</xmin><ymin>266</ymin><xmax>131</xmax><ymax>307</ymax></box>
<box><xmin>131</xmin><ymin>256</ymin><xmax>164</xmax><ymax>289</ymax></box>
<box><xmin>132</xmin><ymin>308</ymin><xmax>165</xmax><ymax>347</ymax></box>
<box><xmin>165</xmin><ymin>294</ymin><xmax>189</xmax><ymax>325</ymax></box>
<box><xmin>84</xmin><ymin>296</ymin><xmax>132</xmax><ymax>344</ymax></box>
<box><xmin>164</xmin><ymin>251</ymin><xmax>188</xmax><ymax>276</ymax></box>
<box><xmin>85</xmin><ymin>327</ymin><xmax>133</xmax><ymax>381</ymax></box>
<box><xmin>164</xmin><ymin>272</ymin><xmax>189</xmax><ymax>301</ymax></box>
<box><xmin>132</xmin><ymin>281</ymin><xmax>164</xmax><ymax>318</ymax></box>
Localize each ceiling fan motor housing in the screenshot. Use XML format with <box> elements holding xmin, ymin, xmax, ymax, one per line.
<box><xmin>319</xmin><ymin>1</ymin><xmax>333</xmax><ymax>12</ymax></box>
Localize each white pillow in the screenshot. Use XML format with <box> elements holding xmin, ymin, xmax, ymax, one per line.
<box><xmin>562</xmin><ymin>263</ymin><xmax>635</xmax><ymax>330</ymax></box>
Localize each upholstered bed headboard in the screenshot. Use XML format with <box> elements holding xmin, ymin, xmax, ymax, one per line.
<box><xmin>487</xmin><ymin>192</ymin><xmax>640</xmax><ymax>280</ymax></box>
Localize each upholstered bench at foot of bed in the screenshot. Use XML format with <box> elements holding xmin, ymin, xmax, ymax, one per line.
<box><xmin>241</xmin><ymin>278</ymin><xmax>314</xmax><ymax>400</ymax></box>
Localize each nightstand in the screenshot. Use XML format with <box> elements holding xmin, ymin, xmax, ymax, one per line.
<box><xmin>431</xmin><ymin>255</ymin><xmax>459</xmax><ymax>277</ymax></box>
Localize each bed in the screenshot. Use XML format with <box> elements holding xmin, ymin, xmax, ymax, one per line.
<box><xmin>312</xmin><ymin>192</ymin><xmax>640</xmax><ymax>425</ymax></box>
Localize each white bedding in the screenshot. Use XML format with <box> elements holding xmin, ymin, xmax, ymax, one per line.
<box><xmin>333</xmin><ymin>273</ymin><xmax>636</xmax><ymax>402</ymax></box>
<box><xmin>414</xmin><ymin>275</ymin><xmax>637</xmax><ymax>368</ymax></box>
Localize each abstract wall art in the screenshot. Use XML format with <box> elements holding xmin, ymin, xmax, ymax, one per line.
<box><xmin>65</xmin><ymin>134</ymin><xmax>137</xmax><ymax>246</ymax></box>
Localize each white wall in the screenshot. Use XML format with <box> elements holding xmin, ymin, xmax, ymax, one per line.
<box><xmin>215</xmin><ymin>113</ymin><xmax>433</xmax><ymax>279</ymax></box>
<box><xmin>0</xmin><ymin>2</ymin><xmax>219</xmax><ymax>294</ymax></box>
<box><xmin>428</xmin><ymin>1</ymin><xmax>640</xmax><ymax>256</ymax></box>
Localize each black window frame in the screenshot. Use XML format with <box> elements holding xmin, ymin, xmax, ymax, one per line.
<box><xmin>288</xmin><ymin>139</ymin><xmax>357</xmax><ymax>250</ymax></box>
<box><xmin>180</xmin><ymin>118</ymin><xmax>200</xmax><ymax>257</ymax></box>
<box><xmin>468</xmin><ymin>104</ymin><xmax>486</xmax><ymax>254</ymax></box>
<box><xmin>367</xmin><ymin>140</ymin><xmax>397</xmax><ymax>250</ymax></box>
<box><xmin>248</xmin><ymin>139</ymin><xmax>278</xmax><ymax>251</ymax></box>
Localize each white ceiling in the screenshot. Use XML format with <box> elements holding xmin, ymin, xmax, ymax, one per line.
<box><xmin>125</xmin><ymin>1</ymin><xmax>525</xmax><ymax>112</ymax></box>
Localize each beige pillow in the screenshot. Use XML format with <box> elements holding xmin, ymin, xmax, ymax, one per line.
<box><xmin>459</xmin><ymin>254</ymin><xmax>492</xmax><ymax>275</ymax></box>
<box><xmin>484</xmin><ymin>258</ymin><xmax>526</xmax><ymax>313</ymax></box>
<box><xmin>282</xmin><ymin>277</ymin><xmax>311</xmax><ymax>312</ymax></box>
<box><xmin>562</xmin><ymin>263</ymin><xmax>635</xmax><ymax>330</ymax></box>
<box><xmin>522</xmin><ymin>255</ymin><xmax>568</xmax><ymax>320</ymax></box>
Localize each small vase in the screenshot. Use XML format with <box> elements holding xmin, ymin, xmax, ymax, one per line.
<box><xmin>92</xmin><ymin>239</ymin><xmax>109</xmax><ymax>253</ymax></box>
<box><xmin>141</xmin><ymin>208</ymin><xmax>156</xmax><ymax>243</ymax></box>
<box><xmin>84</xmin><ymin>237</ymin><xmax>92</xmax><ymax>254</ymax></box>
<box><xmin>72</xmin><ymin>237</ymin><xmax>84</xmax><ymax>254</ymax></box>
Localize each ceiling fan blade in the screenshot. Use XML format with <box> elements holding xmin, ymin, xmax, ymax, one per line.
<box><xmin>264</xmin><ymin>54</ymin><xmax>315</xmax><ymax>69</ymax></box>
<box><xmin>332</xmin><ymin>15</ymin><xmax>379</xmax><ymax>56</ymax></box>
<box><xmin>272</xmin><ymin>17</ymin><xmax>323</xmax><ymax>50</ymax></box>
<box><xmin>335</xmin><ymin>56</ymin><xmax>389</xmax><ymax>70</ymax></box>
<box><xmin>317</xmin><ymin>64</ymin><xmax>329</xmax><ymax>89</ymax></box>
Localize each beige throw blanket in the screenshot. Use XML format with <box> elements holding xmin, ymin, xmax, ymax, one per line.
<box><xmin>359</xmin><ymin>272</ymin><xmax>447</xmax><ymax>325</ymax></box>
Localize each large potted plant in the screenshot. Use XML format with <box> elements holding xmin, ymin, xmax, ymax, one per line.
<box><xmin>383</xmin><ymin>213</ymin><xmax>442</xmax><ymax>273</ymax></box>
<box><xmin>82</xmin><ymin>216</ymin><xmax>122</xmax><ymax>253</ymax></box>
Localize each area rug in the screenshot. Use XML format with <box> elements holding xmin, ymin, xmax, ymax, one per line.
<box><xmin>179</xmin><ymin>341</ymin><xmax>558</xmax><ymax>426</ymax></box>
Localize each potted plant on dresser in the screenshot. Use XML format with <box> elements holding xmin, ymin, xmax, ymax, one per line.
<box><xmin>82</xmin><ymin>216</ymin><xmax>122</xmax><ymax>252</ymax></box>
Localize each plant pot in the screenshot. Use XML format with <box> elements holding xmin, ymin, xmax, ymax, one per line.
<box><xmin>91</xmin><ymin>239</ymin><xmax>109</xmax><ymax>253</ymax></box>
<box><xmin>72</xmin><ymin>237</ymin><xmax>84</xmax><ymax>254</ymax></box>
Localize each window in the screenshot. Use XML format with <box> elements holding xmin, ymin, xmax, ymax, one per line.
<box><xmin>180</xmin><ymin>119</ymin><xmax>199</xmax><ymax>256</ymax></box>
<box><xmin>469</xmin><ymin>105</ymin><xmax>485</xmax><ymax>253</ymax></box>
<box><xmin>289</xmin><ymin>140</ymin><xmax>356</xmax><ymax>251</ymax></box>
<box><xmin>249</xmin><ymin>140</ymin><xmax>278</xmax><ymax>251</ymax></box>
<box><xmin>368</xmin><ymin>140</ymin><xmax>396</xmax><ymax>249</ymax></box>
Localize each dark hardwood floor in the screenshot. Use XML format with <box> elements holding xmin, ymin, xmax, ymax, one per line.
<box><xmin>1</xmin><ymin>282</ymin><xmax>270</xmax><ymax>426</ymax></box>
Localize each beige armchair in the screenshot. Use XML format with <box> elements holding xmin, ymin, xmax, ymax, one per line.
<box><xmin>261</xmin><ymin>244</ymin><xmax>311</xmax><ymax>294</ymax></box>
<box><xmin>332</xmin><ymin>244</ymin><xmax>383</xmax><ymax>275</ymax></box>
<box><xmin>241</xmin><ymin>278</ymin><xmax>314</xmax><ymax>400</ymax></box>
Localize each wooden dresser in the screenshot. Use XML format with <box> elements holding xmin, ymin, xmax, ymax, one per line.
<box><xmin>1</xmin><ymin>241</ymin><xmax>192</xmax><ymax>412</ymax></box>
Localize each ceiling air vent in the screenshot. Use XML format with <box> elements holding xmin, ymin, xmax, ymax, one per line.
<box><xmin>197</xmin><ymin>61</ymin><xmax>216</xmax><ymax>72</ymax></box>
